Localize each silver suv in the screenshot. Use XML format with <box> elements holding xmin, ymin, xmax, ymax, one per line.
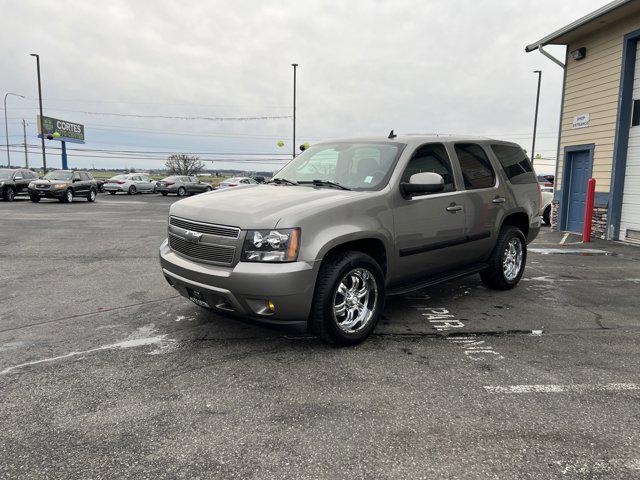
<box><xmin>160</xmin><ymin>135</ymin><xmax>541</xmax><ymax>345</ymax></box>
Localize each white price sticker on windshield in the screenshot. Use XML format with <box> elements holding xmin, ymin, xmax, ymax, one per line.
<box><xmin>364</xmin><ymin>176</ymin><xmax>373</xmax><ymax>184</ymax></box>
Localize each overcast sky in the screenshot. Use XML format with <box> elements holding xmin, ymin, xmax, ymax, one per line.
<box><xmin>0</xmin><ymin>0</ymin><xmax>609</xmax><ymax>174</ymax></box>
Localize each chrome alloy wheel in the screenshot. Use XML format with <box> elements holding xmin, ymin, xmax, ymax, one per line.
<box><xmin>503</xmin><ymin>237</ymin><xmax>523</xmax><ymax>281</ymax></box>
<box><xmin>333</xmin><ymin>268</ymin><xmax>378</xmax><ymax>333</ymax></box>
<box><xmin>66</xmin><ymin>189</ymin><xmax>73</xmax><ymax>203</ymax></box>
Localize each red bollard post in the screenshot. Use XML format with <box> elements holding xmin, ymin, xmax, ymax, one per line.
<box><xmin>583</xmin><ymin>178</ymin><xmax>596</xmax><ymax>243</ymax></box>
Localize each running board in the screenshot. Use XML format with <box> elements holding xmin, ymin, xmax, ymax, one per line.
<box><xmin>386</xmin><ymin>263</ymin><xmax>488</xmax><ymax>296</ymax></box>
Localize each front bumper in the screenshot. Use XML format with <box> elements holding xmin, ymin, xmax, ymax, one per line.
<box><xmin>159</xmin><ymin>239</ymin><xmax>318</xmax><ymax>324</ymax></box>
<box><xmin>28</xmin><ymin>187</ymin><xmax>65</xmax><ymax>198</ymax></box>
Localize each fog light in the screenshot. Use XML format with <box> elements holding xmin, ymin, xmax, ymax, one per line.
<box><xmin>267</xmin><ymin>300</ymin><xmax>275</xmax><ymax>312</ymax></box>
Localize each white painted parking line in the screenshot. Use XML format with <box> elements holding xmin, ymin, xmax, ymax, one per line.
<box><xmin>529</xmin><ymin>247</ymin><xmax>609</xmax><ymax>255</ymax></box>
<box><xmin>97</xmin><ymin>200</ymin><xmax>151</xmax><ymax>205</ymax></box>
<box><xmin>560</xmin><ymin>232</ymin><xmax>570</xmax><ymax>244</ymax></box>
<box><xmin>484</xmin><ymin>383</ymin><xmax>640</xmax><ymax>394</ymax></box>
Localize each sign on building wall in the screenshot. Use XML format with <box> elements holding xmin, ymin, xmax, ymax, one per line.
<box><xmin>37</xmin><ymin>115</ymin><xmax>85</xmax><ymax>143</ymax></box>
<box><xmin>572</xmin><ymin>113</ymin><xmax>590</xmax><ymax>129</ymax></box>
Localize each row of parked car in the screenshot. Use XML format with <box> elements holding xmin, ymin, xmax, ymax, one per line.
<box><xmin>0</xmin><ymin>168</ymin><xmax>264</xmax><ymax>203</ymax></box>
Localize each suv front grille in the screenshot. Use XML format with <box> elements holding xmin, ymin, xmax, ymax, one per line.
<box><xmin>169</xmin><ymin>216</ymin><xmax>240</xmax><ymax>238</ymax></box>
<box><xmin>168</xmin><ymin>234</ymin><xmax>235</xmax><ymax>265</ymax></box>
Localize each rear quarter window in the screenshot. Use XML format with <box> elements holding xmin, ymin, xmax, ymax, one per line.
<box><xmin>491</xmin><ymin>144</ymin><xmax>537</xmax><ymax>185</ymax></box>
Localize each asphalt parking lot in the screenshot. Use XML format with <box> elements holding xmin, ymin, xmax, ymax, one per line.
<box><xmin>2</xmin><ymin>193</ymin><xmax>640</xmax><ymax>479</ymax></box>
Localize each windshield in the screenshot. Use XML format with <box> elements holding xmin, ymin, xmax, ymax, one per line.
<box><xmin>273</xmin><ymin>142</ymin><xmax>405</xmax><ymax>191</ymax></box>
<box><xmin>0</xmin><ymin>170</ymin><xmax>14</xmax><ymax>180</ymax></box>
<box><xmin>44</xmin><ymin>171</ymin><xmax>73</xmax><ymax>181</ymax></box>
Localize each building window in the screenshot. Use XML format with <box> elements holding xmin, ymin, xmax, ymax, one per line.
<box><xmin>632</xmin><ymin>99</ymin><xmax>640</xmax><ymax>127</ymax></box>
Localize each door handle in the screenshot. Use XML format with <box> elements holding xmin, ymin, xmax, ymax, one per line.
<box><xmin>492</xmin><ymin>197</ymin><xmax>506</xmax><ymax>204</ymax></box>
<box><xmin>446</xmin><ymin>204</ymin><xmax>463</xmax><ymax>212</ymax></box>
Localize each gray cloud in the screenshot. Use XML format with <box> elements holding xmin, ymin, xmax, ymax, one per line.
<box><xmin>1</xmin><ymin>0</ymin><xmax>606</xmax><ymax>173</ymax></box>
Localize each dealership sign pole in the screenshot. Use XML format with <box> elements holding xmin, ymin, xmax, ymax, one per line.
<box><xmin>37</xmin><ymin>115</ymin><xmax>85</xmax><ymax>169</ymax></box>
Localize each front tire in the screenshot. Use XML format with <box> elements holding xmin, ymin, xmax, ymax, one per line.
<box><xmin>480</xmin><ymin>226</ymin><xmax>527</xmax><ymax>290</ymax></box>
<box><xmin>542</xmin><ymin>206</ymin><xmax>551</xmax><ymax>226</ymax></box>
<box><xmin>128</xmin><ymin>185</ymin><xmax>136</xmax><ymax>195</ymax></box>
<box><xmin>109</xmin><ymin>190</ymin><xmax>116</xmax><ymax>195</ymax></box>
<box><xmin>3</xmin><ymin>187</ymin><xmax>15</xmax><ymax>202</ymax></box>
<box><xmin>87</xmin><ymin>188</ymin><xmax>97</xmax><ymax>202</ymax></box>
<box><xmin>61</xmin><ymin>189</ymin><xmax>73</xmax><ymax>203</ymax></box>
<box><xmin>161</xmin><ymin>192</ymin><xmax>168</xmax><ymax>196</ymax></box>
<box><xmin>309</xmin><ymin>251</ymin><xmax>385</xmax><ymax>346</ymax></box>
<box><xmin>30</xmin><ymin>195</ymin><xmax>40</xmax><ymax>203</ymax></box>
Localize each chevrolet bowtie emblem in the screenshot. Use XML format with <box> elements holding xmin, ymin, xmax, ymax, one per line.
<box><xmin>183</xmin><ymin>230</ymin><xmax>203</xmax><ymax>244</ymax></box>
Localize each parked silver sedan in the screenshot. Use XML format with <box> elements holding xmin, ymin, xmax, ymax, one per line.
<box><xmin>103</xmin><ymin>174</ymin><xmax>157</xmax><ymax>195</ymax></box>
<box><xmin>155</xmin><ymin>176</ymin><xmax>213</xmax><ymax>196</ymax></box>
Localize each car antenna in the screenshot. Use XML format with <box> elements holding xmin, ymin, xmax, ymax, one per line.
<box><xmin>388</xmin><ymin>130</ymin><xmax>397</xmax><ymax>139</ymax></box>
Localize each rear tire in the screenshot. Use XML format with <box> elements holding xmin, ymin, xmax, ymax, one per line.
<box><xmin>3</xmin><ymin>187</ymin><xmax>15</xmax><ymax>201</ymax></box>
<box><xmin>542</xmin><ymin>206</ymin><xmax>551</xmax><ymax>226</ymax></box>
<box><xmin>480</xmin><ymin>226</ymin><xmax>527</xmax><ymax>290</ymax></box>
<box><xmin>87</xmin><ymin>188</ymin><xmax>97</xmax><ymax>202</ymax></box>
<box><xmin>109</xmin><ymin>190</ymin><xmax>116</xmax><ymax>195</ymax></box>
<box><xmin>177</xmin><ymin>187</ymin><xmax>186</xmax><ymax>197</ymax></box>
<box><xmin>30</xmin><ymin>195</ymin><xmax>40</xmax><ymax>203</ymax></box>
<box><xmin>309</xmin><ymin>251</ymin><xmax>385</xmax><ymax>346</ymax></box>
<box><xmin>161</xmin><ymin>192</ymin><xmax>168</xmax><ymax>196</ymax></box>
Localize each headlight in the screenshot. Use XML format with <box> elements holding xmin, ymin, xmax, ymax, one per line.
<box><xmin>53</xmin><ymin>183</ymin><xmax>67</xmax><ymax>189</ymax></box>
<box><xmin>242</xmin><ymin>228</ymin><xmax>300</xmax><ymax>262</ymax></box>
<box><xmin>0</xmin><ymin>181</ymin><xmax>4</xmax><ymax>187</ymax></box>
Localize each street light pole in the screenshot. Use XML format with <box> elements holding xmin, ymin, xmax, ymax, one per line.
<box><xmin>291</xmin><ymin>63</ymin><xmax>298</xmax><ymax>158</ymax></box>
<box><xmin>22</xmin><ymin>119</ymin><xmax>29</xmax><ymax>168</ymax></box>
<box><xmin>531</xmin><ymin>70</ymin><xmax>542</xmax><ymax>164</ymax></box>
<box><xmin>30</xmin><ymin>53</ymin><xmax>47</xmax><ymax>172</ymax></box>
<box><xmin>4</xmin><ymin>92</ymin><xmax>25</xmax><ymax>166</ymax></box>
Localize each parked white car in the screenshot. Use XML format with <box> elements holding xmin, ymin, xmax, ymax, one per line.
<box><xmin>103</xmin><ymin>174</ymin><xmax>157</xmax><ymax>195</ymax></box>
<box><xmin>540</xmin><ymin>189</ymin><xmax>553</xmax><ymax>225</ymax></box>
<box><xmin>217</xmin><ymin>177</ymin><xmax>259</xmax><ymax>189</ymax></box>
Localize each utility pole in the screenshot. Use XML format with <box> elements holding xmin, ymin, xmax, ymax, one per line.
<box><xmin>291</xmin><ymin>63</ymin><xmax>298</xmax><ymax>158</ymax></box>
<box><xmin>4</xmin><ymin>92</ymin><xmax>25</xmax><ymax>166</ymax></box>
<box><xmin>22</xmin><ymin>119</ymin><xmax>28</xmax><ymax>168</ymax></box>
<box><xmin>531</xmin><ymin>70</ymin><xmax>542</xmax><ymax>164</ymax></box>
<box><xmin>30</xmin><ymin>53</ymin><xmax>47</xmax><ymax>172</ymax></box>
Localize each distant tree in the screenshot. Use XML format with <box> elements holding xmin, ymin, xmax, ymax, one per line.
<box><xmin>165</xmin><ymin>154</ymin><xmax>205</xmax><ymax>176</ymax></box>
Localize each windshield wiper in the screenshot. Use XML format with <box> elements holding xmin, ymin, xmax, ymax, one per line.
<box><xmin>298</xmin><ymin>179</ymin><xmax>351</xmax><ymax>190</ymax></box>
<box><xmin>267</xmin><ymin>177</ymin><xmax>298</xmax><ymax>186</ymax></box>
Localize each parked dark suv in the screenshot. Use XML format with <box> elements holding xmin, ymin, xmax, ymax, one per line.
<box><xmin>0</xmin><ymin>168</ymin><xmax>39</xmax><ymax>201</ymax></box>
<box><xmin>29</xmin><ymin>170</ymin><xmax>98</xmax><ymax>203</ymax></box>
<box><xmin>160</xmin><ymin>135</ymin><xmax>542</xmax><ymax>345</ymax></box>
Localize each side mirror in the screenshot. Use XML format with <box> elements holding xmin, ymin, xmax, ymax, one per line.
<box><xmin>73</xmin><ymin>178</ymin><xmax>80</xmax><ymax>183</ymax></box>
<box><xmin>400</xmin><ymin>172</ymin><xmax>444</xmax><ymax>198</ymax></box>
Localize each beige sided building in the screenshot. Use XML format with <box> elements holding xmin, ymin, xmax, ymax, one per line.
<box><xmin>527</xmin><ymin>0</ymin><xmax>640</xmax><ymax>242</ymax></box>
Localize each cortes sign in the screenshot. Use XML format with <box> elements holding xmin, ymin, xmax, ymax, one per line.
<box><xmin>37</xmin><ymin>115</ymin><xmax>85</xmax><ymax>143</ymax></box>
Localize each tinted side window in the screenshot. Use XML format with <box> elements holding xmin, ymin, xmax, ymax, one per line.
<box><xmin>491</xmin><ymin>144</ymin><xmax>536</xmax><ymax>185</ymax></box>
<box><xmin>80</xmin><ymin>172</ymin><xmax>90</xmax><ymax>181</ymax></box>
<box><xmin>401</xmin><ymin>143</ymin><xmax>455</xmax><ymax>193</ymax></box>
<box><xmin>455</xmin><ymin>143</ymin><xmax>495</xmax><ymax>190</ymax></box>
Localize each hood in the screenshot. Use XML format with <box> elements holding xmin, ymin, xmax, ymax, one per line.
<box><xmin>169</xmin><ymin>184</ymin><xmax>361</xmax><ymax>229</ymax></box>
<box><xmin>32</xmin><ymin>179</ymin><xmax>71</xmax><ymax>185</ymax></box>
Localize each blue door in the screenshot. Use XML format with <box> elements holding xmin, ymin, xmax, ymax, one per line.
<box><xmin>566</xmin><ymin>150</ymin><xmax>591</xmax><ymax>232</ymax></box>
